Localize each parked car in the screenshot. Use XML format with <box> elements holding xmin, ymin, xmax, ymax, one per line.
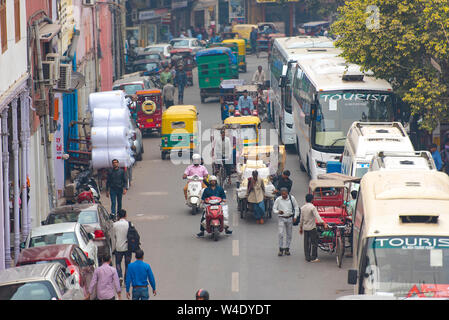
<box><xmin>112</xmin><ymin>75</ymin><xmax>151</xmax><ymax>95</ymax></box>
<box><xmin>135</xmin><ymin>51</ymin><xmax>167</xmax><ymax>65</ymax></box>
<box><xmin>129</xmin><ymin>118</ymin><xmax>144</xmax><ymax>161</ymax></box>
<box><xmin>0</xmin><ymin>263</ymin><xmax>85</xmax><ymax>300</ymax></box>
<box><xmin>170</xmin><ymin>38</ymin><xmax>203</xmax><ymax>55</ymax></box>
<box><xmin>41</xmin><ymin>204</ymin><xmax>114</xmax><ymax>260</ymax></box>
<box><xmin>16</xmin><ymin>244</ymin><xmax>95</xmax><ymax>298</ymax></box>
<box><xmin>133</xmin><ymin>59</ymin><xmax>162</xmax><ymax>76</ymax></box>
<box><xmin>144</xmin><ymin>43</ymin><xmax>172</xmax><ymax>59</ymax></box>
<box><xmin>24</xmin><ymin>222</ymin><xmax>99</xmax><ymax>267</ymax></box>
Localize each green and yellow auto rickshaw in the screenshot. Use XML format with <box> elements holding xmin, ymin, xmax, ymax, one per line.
<box><xmin>222</xmin><ymin>39</ymin><xmax>247</xmax><ymax>73</ymax></box>
<box><xmin>160</xmin><ymin>105</ymin><xmax>199</xmax><ymax>160</ymax></box>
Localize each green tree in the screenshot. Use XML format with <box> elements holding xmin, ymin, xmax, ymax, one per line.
<box><xmin>331</xmin><ymin>0</ymin><xmax>449</xmax><ymax>132</ymax></box>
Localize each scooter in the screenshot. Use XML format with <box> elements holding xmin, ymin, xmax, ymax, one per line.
<box><xmin>186</xmin><ymin>175</ymin><xmax>204</xmax><ymax>215</ymax></box>
<box><xmin>202</xmin><ymin>196</ymin><xmax>225</xmax><ymax>241</ymax></box>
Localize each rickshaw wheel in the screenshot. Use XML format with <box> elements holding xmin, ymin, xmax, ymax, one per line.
<box><xmin>239</xmin><ymin>199</ymin><xmax>245</xmax><ymax>218</ymax></box>
<box><xmin>243</xmin><ymin>65</ymin><xmax>247</xmax><ymax>73</ymax></box>
<box><xmin>336</xmin><ymin>234</ymin><xmax>345</xmax><ymax>268</ymax></box>
<box><xmin>161</xmin><ymin>152</ymin><xmax>166</xmax><ymax>160</ymax></box>
<box><xmin>201</xmin><ymin>96</ymin><xmax>206</xmax><ymax>103</ymax></box>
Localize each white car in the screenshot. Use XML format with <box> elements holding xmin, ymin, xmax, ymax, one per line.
<box><xmin>169</xmin><ymin>38</ymin><xmax>203</xmax><ymax>54</ymax></box>
<box><xmin>144</xmin><ymin>43</ymin><xmax>172</xmax><ymax>59</ymax></box>
<box><xmin>25</xmin><ymin>222</ymin><xmax>99</xmax><ymax>267</ymax></box>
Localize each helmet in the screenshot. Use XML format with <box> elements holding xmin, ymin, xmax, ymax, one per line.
<box><xmin>192</xmin><ymin>153</ymin><xmax>201</xmax><ymax>165</ymax></box>
<box><xmin>195</xmin><ymin>288</ymin><xmax>209</xmax><ymax>300</ymax></box>
<box><xmin>209</xmin><ymin>175</ymin><xmax>217</xmax><ymax>182</ymax></box>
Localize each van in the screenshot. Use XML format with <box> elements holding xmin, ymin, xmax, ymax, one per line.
<box><xmin>348</xmin><ymin>170</ymin><xmax>449</xmax><ymax>298</ymax></box>
<box><xmin>369</xmin><ymin>151</ymin><xmax>436</xmax><ymax>172</ymax></box>
<box><xmin>341</xmin><ymin>122</ymin><xmax>414</xmax><ymax>181</ymax></box>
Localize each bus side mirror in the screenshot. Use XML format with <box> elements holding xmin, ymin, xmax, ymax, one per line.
<box><xmin>305</xmin><ymin>115</ymin><xmax>311</xmax><ymax>125</ymax></box>
<box><xmin>348</xmin><ymin>269</ymin><xmax>358</xmax><ymax>285</ymax></box>
<box><xmin>278</xmin><ymin>75</ymin><xmax>287</xmax><ymax>88</ymax></box>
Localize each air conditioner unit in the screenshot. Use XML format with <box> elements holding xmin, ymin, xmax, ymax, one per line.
<box><xmin>42</xmin><ymin>61</ymin><xmax>57</xmax><ymax>85</ymax></box>
<box><xmin>58</xmin><ymin>64</ymin><xmax>72</xmax><ymax>90</ymax></box>
<box><xmin>46</xmin><ymin>53</ymin><xmax>61</xmax><ymax>80</ymax></box>
<box><xmin>83</xmin><ymin>0</ymin><xmax>96</xmax><ymax>6</ymax></box>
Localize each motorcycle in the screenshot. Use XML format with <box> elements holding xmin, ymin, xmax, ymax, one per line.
<box><xmin>74</xmin><ymin>169</ymin><xmax>100</xmax><ymax>203</ymax></box>
<box><xmin>202</xmin><ymin>196</ymin><xmax>225</xmax><ymax>241</ymax></box>
<box><xmin>186</xmin><ymin>175</ymin><xmax>204</xmax><ymax>215</ymax></box>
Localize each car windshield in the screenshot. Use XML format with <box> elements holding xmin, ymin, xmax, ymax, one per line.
<box><xmin>20</xmin><ymin>259</ymin><xmax>68</xmax><ymax>267</ymax></box>
<box><xmin>30</xmin><ymin>232</ymin><xmax>78</xmax><ymax>247</ymax></box>
<box><xmin>240</xmin><ymin>126</ymin><xmax>257</xmax><ymax>141</ymax></box>
<box><xmin>363</xmin><ymin>236</ymin><xmax>449</xmax><ymax>298</ymax></box>
<box><xmin>47</xmin><ymin>210</ymin><xmax>98</xmax><ymax>225</ymax></box>
<box><xmin>122</xmin><ymin>84</ymin><xmax>143</xmax><ymax>95</ymax></box>
<box><xmin>314</xmin><ymin>91</ymin><xmax>394</xmax><ymax>151</ymax></box>
<box><xmin>142</xmin><ymin>54</ymin><xmax>160</xmax><ymax>60</ymax></box>
<box><xmin>147</xmin><ymin>47</ymin><xmax>164</xmax><ymax>53</ymax></box>
<box><xmin>0</xmin><ymin>281</ymin><xmax>57</xmax><ymax>300</ymax></box>
<box><xmin>172</xmin><ymin>40</ymin><xmax>189</xmax><ymax>47</ymax></box>
<box><xmin>134</xmin><ymin>63</ymin><xmax>158</xmax><ymax>72</ymax></box>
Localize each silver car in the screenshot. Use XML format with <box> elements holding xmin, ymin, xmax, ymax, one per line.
<box><xmin>0</xmin><ymin>263</ymin><xmax>85</xmax><ymax>300</ymax></box>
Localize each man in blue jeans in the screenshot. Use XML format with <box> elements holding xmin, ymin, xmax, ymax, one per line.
<box><xmin>106</xmin><ymin>159</ymin><xmax>128</xmax><ymax>216</ymax></box>
<box><xmin>126</xmin><ymin>249</ymin><xmax>157</xmax><ymax>300</ymax></box>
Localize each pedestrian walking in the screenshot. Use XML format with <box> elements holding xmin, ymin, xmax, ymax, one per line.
<box><xmin>162</xmin><ymin>79</ymin><xmax>175</xmax><ymax>108</ymax></box>
<box><xmin>250</xmin><ymin>27</ymin><xmax>258</xmax><ymax>54</ymax></box>
<box><xmin>125</xmin><ymin>249</ymin><xmax>157</xmax><ymax>300</ymax></box>
<box><xmin>247</xmin><ymin>170</ymin><xmax>266</xmax><ymax>224</ymax></box>
<box><xmin>299</xmin><ymin>194</ymin><xmax>328</xmax><ymax>262</ymax></box>
<box><xmin>106</xmin><ymin>159</ymin><xmax>128</xmax><ymax>216</ymax></box>
<box><xmin>160</xmin><ymin>66</ymin><xmax>173</xmax><ymax>87</ymax></box>
<box><xmin>430</xmin><ymin>143</ymin><xmax>443</xmax><ymax>171</ymax></box>
<box><xmin>175</xmin><ymin>65</ymin><xmax>188</xmax><ymax>104</ymax></box>
<box><xmin>113</xmin><ymin>209</ymin><xmax>132</xmax><ymax>286</ymax></box>
<box><xmin>273</xmin><ymin>188</ymin><xmax>300</xmax><ymax>256</ymax></box>
<box><xmin>86</xmin><ymin>254</ymin><xmax>121</xmax><ymax>300</ymax></box>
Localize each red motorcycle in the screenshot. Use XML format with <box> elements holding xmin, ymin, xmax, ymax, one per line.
<box><xmin>203</xmin><ymin>196</ymin><xmax>224</xmax><ymax>241</ymax></box>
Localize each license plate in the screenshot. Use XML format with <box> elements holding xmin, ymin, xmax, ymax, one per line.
<box><xmin>146</xmin><ymin>119</ymin><xmax>153</xmax><ymax>123</ymax></box>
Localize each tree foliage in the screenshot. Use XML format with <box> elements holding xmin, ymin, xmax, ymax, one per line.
<box><xmin>331</xmin><ymin>0</ymin><xmax>449</xmax><ymax>132</ymax></box>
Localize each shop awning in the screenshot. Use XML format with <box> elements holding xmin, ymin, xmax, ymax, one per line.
<box><xmin>192</xmin><ymin>0</ymin><xmax>217</xmax><ymax>11</ymax></box>
<box><xmin>39</xmin><ymin>23</ymin><xmax>62</xmax><ymax>42</ymax></box>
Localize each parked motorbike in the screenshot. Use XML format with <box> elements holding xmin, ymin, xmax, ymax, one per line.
<box><xmin>202</xmin><ymin>196</ymin><xmax>225</xmax><ymax>241</ymax></box>
<box><xmin>74</xmin><ymin>169</ymin><xmax>100</xmax><ymax>203</ymax></box>
<box><xmin>186</xmin><ymin>175</ymin><xmax>204</xmax><ymax>215</ymax></box>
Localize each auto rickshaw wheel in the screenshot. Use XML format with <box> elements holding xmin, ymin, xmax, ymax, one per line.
<box><xmin>201</xmin><ymin>95</ymin><xmax>205</xmax><ymax>103</ymax></box>
<box><xmin>161</xmin><ymin>151</ymin><xmax>166</xmax><ymax>160</ymax></box>
<box><xmin>243</xmin><ymin>65</ymin><xmax>247</xmax><ymax>73</ymax></box>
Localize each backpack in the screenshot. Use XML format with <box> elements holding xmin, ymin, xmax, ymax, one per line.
<box><xmin>127</xmin><ymin>221</ymin><xmax>141</xmax><ymax>252</ymax></box>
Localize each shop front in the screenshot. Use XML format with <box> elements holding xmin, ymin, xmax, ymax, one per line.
<box><xmin>137</xmin><ymin>9</ymin><xmax>170</xmax><ymax>46</ymax></box>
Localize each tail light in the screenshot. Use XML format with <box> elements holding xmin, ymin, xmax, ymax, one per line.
<box><xmin>164</xmin><ymin>137</ymin><xmax>168</xmax><ymax>145</ymax></box>
<box><xmin>94</xmin><ymin>229</ymin><xmax>106</xmax><ymax>240</ymax></box>
<box><xmin>84</xmin><ymin>251</ymin><xmax>89</xmax><ymax>258</ymax></box>
<box><xmin>132</xmin><ymin>133</ymin><xmax>137</xmax><ymax>141</ymax></box>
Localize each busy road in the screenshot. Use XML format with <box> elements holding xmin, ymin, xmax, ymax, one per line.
<box><xmin>101</xmin><ymin>54</ymin><xmax>353</xmax><ymax>300</ymax></box>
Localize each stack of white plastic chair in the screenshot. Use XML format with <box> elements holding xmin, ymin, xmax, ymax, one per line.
<box><xmin>89</xmin><ymin>90</ymin><xmax>135</xmax><ymax>169</ymax></box>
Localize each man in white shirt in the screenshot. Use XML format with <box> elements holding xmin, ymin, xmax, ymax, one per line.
<box><xmin>113</xmin><ymin>209</ymin><xmax>131</xmax><ymax>285</ymax></box>
<box><xmin>252</xmin><ymin>65</ymin><xmax>266</xmax><ymax>84</ymax></box>
<box><xmin>299</xmin><ymin>194</ymin><xmax>328</xmax><ymax>262</ymax></box>
<box><xmin>272</xmin><ymin>188</ymin><xmax>300</xmax><ymax>256</ymax></box>
<box><xmin>214</xmin><ymin>129</ymin><xmax>233</xmax><ymax>184</ymax></box>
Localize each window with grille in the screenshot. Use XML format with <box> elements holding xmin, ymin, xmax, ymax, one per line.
<box><xmin>218</xmin><ymin>63</ymin><xmax>226</xmax><ymax>74</ymax></box>
<box><xmin>0</xmin><ymin>0</ymin><xmax>7</xmax><ymax>53</ymax></box>
<box><xmin>201</xmin><ymin>64</ymin><xmax>208</xmax><ymax>75</ymax></box>
<box><xmin>14</xmin><ymin>0</ymin><xmax>20</xmax><ymax>42</ymax></box>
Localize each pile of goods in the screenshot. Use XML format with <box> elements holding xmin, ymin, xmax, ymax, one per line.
<box><xmin>89</xmin><ymin>90</ymin><xmax>134</xmax><ymax>168</ymax></box>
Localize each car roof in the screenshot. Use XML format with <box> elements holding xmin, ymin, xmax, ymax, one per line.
<box><xmin>49</xmin><ymin>204</ymin><xmax>98</xmax><ymax>215</ymax></box>
<box><xmin>0</xmin><ymin>263</ymin><xmax>61</xmax><ymax>285</ymax></box>
<box><xmin>172</xmin><ymin>38</ymin><xmax>196</xmax><ymax>41</ymax></box>
<box><xmin>133</xmin><ymin>59</ymin><xmax>160</xmax><ymax>64</ymax></box>
<box><xmin>31</xmin><ymin>222</ymin><xmax>79</xmax><ymax>237</ymax></box>
<box><xmin>18</xmin><ymin>244</ymin><xmax>75</xmax><ymax>264</ymax></box>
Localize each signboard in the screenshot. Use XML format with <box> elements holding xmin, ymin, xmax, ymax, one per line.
<box><xmin>229</xmin><ymin>0</ymin><xmax>244</xmax><ymax>22</ymax></box>
<box><xmin>53</xmin><ymin>95</ymin><xmax>65</xmax><ymax>198</ymax></box>
<box><xmin>139</xmin><ymin>9</ymin><xmax>168</xmax><ymax>21</ymax></box>
<box><xmin>172</xmin><ymin>0</ymin><xmax>188</xmax><ymax>9</ymax></box>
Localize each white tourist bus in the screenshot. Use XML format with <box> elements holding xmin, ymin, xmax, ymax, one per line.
<box><xmin>269</xmin><ymin>36</ymin><xmax>334</xmax><ymax>146</ymax></box>
<box><xmin>291</xmin><ymin>54</ymin><xmax>396</xmax><ymax>179</ymax></box>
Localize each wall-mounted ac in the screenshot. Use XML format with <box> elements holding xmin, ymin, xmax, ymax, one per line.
<box><xmin>42</xmin><ymin>61</ymin><xmax>57</xmax><ymax>85</ymax></box>
<box><xmin>57</xmin><ymin>64</ymin><xmax>72</xmax><ymax>91</ymax></box>
<box><xmin>83</xmin><ymin>0</ymin><xmax>96</xmax><ymax>6</ymax></box>
<box><xmin>46</xmin><ymin>53</ymin><xmax>61</xmax><ymax>81</ymax></box>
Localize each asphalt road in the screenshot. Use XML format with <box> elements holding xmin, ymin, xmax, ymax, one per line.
<box><xmin>103</xmin><ymin>53</ymin><xmax>354</xmax><ymax>300</ymax></box>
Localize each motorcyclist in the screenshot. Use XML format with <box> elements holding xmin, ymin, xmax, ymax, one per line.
<box><xmin>237</xmin><ymin>90</ymin><xmax>254</xmax><ymax>115</ymax></box>
<box><xmin>195</xmin><ymin>288</ymin><xmax>209</xmax><ymax>300</ymax></box>
<box><xmin>197</xmin><ymin>175</ymin><xmax>232</xmax><ymax>237</ymax></box>
<box><xmin>183</xmin><ymin>154</ymin><xmax>208</xmax><ymax>203</ymax></box>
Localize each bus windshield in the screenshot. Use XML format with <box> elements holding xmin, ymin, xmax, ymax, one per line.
<box><xmin>313</xmin><ymin>91</ymin><xmax>394</xmax><ymax>151</ymax></box>
<box><xmin>363</xmin><ymin>236</ymin><xmax>449</xmax><ymax>298</ymax></box>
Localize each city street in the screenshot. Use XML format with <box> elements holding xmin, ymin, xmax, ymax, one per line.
<box><xmin>103</xmin><ymin>54</ymin><xmax>353</xmax><ymax>300</ymax></box>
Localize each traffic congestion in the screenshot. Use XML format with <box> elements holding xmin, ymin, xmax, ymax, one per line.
<box><xmin>0</xmin><ymin>0</ymin><xmax>448</xmax><ymax>302</ymax></box>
